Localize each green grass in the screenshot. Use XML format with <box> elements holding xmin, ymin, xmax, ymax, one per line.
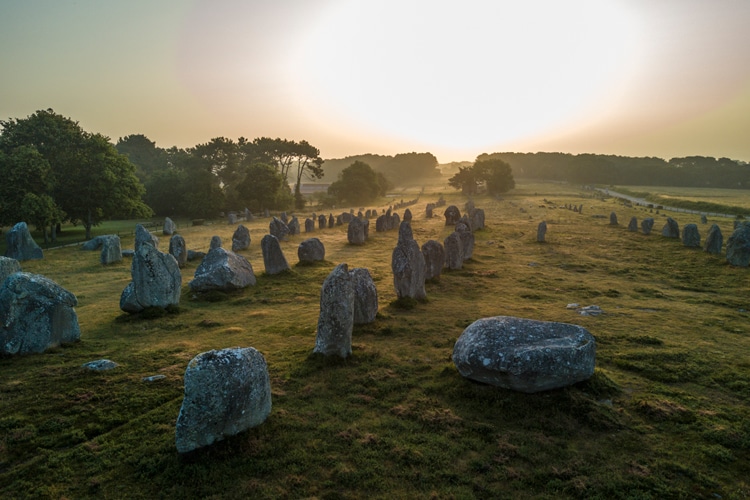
<box><xmin>610</xmin><ymin>185</ymin><xmax>750</xmax><ymax>216</ymax></box>
<box><xmin>1</xmin><ymin>182</ymin><xmax>749</xmax><ymax>498</ymax></box>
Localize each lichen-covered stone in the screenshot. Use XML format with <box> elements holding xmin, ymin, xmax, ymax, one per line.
<box><xmin>350</xmin><ymin>267</ymin><xmax>378</xmax><ymax>325</ymax></box>
<box><xmin>422</xmin><ymin>240</ymin><xmax>445</xmax><ymax>281</ymax></box>
<box><xmin>189</xmin><ymin>247</ymin><xmax>256</xmax><ymax>292</ymax></box>
<box><xmin>314</xmin><ymin>263</ymin><xmax>354</xmax><ymax>358</ymax></box>
<box><xmin>726</xmin><ymin>222</ymin><xmax>750</xmax><ymax>267</ymax></box>
<box><xmin>4</xmin><ymin>222</ymin><xmax>43</xmax><ymax>261</ymax></box>
<box><xmin>298</xmin><ymin>238</ymin><xmax>325</xmax><ymax>263</ymax></box>
<box><xmin>100</xmin><ymin>235</ymin><xmax>122</xmax><ymax>265</ymax></box>
<box><xmin>0</xmin><ymin>256</ymin><xmax>22</xmax><ymax>284</ymax></box>
<box><xmin>232</xmin><ymin>225</ymin><xmax>251</xmax><ymax>252</ymax></box>
<box><xmin>270</xmin><ymin>217</ymin><xmax>290</xmax><ymax>241</ymax></box>
<box><xmin>169</xmin><ymin>234</ymin><xmax>188</xmax><ymax>268</ymax></box>
<box><xmin>704</xmin><ymin>224</ymin><xmax>723</xmax><ymax>255</ymax></box>
<box><xmin>347</xmin><ymin>217</ymin><xmax>367</xmax><ymax>245</ymax></box>
<box><xmin>0</xmin><ymin>272</ymin><xmax>80</xmax><ymax>355</ymax></box>
<box><xmin>261</xmin><ymin>234</ymin><xmax>290</xmax><ymax>275</ymax></box>
<box><xmin>444</xmin><ymin>232</ymin><xmax>464</xmax><ymax>270</ymax></box>
<box><xmin>452</xmin><ymin>316</ymin><xmax>596</xmax><ymax>393</ymax></box>
<box><xmin>163</xmin><ymin>217</ymin><xmax>176</xmax><ymax>236</ymax></box>
<box><xmin>682</xmin><ymin>224</ymin><xmax>700</xmax><ymax>248</ymax></box>
<box><xmin>175</xmin><ymin>347</ymin><xmax>271</xmax><ymax>453</ymax></box>
<box><xmin>662</xmin><ymin>217</ymin><xmax>680</xmax><ymax>238</ymax></box>
<box><xmin>120</xmin><ymin>242</ymin><xmax>181</xmax><ymax>313</ymax></box>
<box><xmin>537</xmin><ymin>221</ymin><xmax>547</xmax><ymax>242</ymax></box>
<box><xmin>444</xmin><ymin>205</ymin><xmax>461</xmax><ymax>225</ymax></box>
<box><xmin>641</xmin><ymin>218</ymin><xmax>655</xmax><ymax>235</ymax></box>
<box><xmin>391</xmin><ymin>222</ymin><xmax>426</xmax><ymax>300</ymax></box>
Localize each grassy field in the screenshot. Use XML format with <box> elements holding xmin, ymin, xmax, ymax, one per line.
<box><xmin>610</xmin><ymin>185</ymin><xmax>750</xmax><ymax>216</ymax></box>
<box><xmin>1</xmin><ymin>182</ymin><xmax>749</xmax><ymax>499</ymax></box>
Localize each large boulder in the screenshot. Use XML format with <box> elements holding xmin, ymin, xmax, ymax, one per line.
<box><xmin>169</xmin><ymin>234</ymin><xmax>188</xmax><ymax>268</ymax></box>
<box><xmin>661</xmin><ymin>217</ymin><xmax>680</xmax><ymax>238</ymax></box>
<box><xmin>704</xmin><ymin>224</ymin><xmax>723</xmax><ymax>255</ymax></box>
<box><xmin>232</xmin><ymin>224</ymin><xmax>251</xmax><ymax>252</ymax></box>
<box><xmin>298</xmin><ymin>238</ymin><xmax>325</xmax><ymax>263</ymax></box>
<box><xmin>175</xmin><ymin>347</ymin><xmax>272</xmax><ymax>453</ymax></box>
<box><xmin>0</xmin><ymin>256</ymin><xmax>22</xmax><ymax>284</ymax></box>
<box><xmin>452</xmin><ymin>316</ymin><xmax>596</xmax><ymax>393</ymax></box>
<box><xmin>422</xmin><ymin>240</ymin><xmax>445</xmax><ymax>281</ymax></box>
<box><xmin>4</xmin><ymin>222</ymin><xmax>43</xmax><ymax>261</ymax></box>
<box><xmin>726</xmin><ymin>222</ymin><xmax>750</xmax><ymax>267</ymax></box>
<box><xmin>314</xmin><ymin>263</ymin><xmax>354</xmax><ymax>358</ymax></box>
<box><xmin>100</xmin><ymin>235</ymin><xmax>122</xmax><ymax>265</ymax></box>
<box><xmin>120</xmin><ymin>242</ymin><xmax>182</xmax><ymax>313</ymax></box>
<box><xmin>391</xmin><ymin>222</ymin><xmax>426</xmax><ymax>300</ymax></box>
<box><xmin>261</xmin><ymin>234</ymin><xmax>290</xmax><ymax>275</ymax></box>
<box><xmin>350</xmin><ymin>267</ymin><xmax>378</xmax><ymax>325</ymax></box>
<box><xmin>0</xmin><ymin>272</ymin><xmax>81</xmax><ymax>355</ymax></box>
<box><xmin>189</xmin><ymin>247</ymin><xmax>256</xmax><ymax>292</ymax></box>
<box><xmin>682</xmin><ymin>224</ymin><xmax>700</xmax><ymax>248</ymax></box>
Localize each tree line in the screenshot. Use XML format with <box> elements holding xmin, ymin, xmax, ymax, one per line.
<box><xmin>479</xmin><ymin>152</ymin><xmax>750</xmax><ymax>188</ymax></box>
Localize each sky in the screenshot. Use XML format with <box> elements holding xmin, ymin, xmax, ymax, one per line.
<box><xmin>1</xmin><ymin>0</ymin><xmax>749</xmax><ymax>163</ymax></box>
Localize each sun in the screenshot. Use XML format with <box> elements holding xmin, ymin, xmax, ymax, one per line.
<box><xmin>290</xmin><ymin>0</ymin><xmax>641</xmax><ymax>155</ymax></box>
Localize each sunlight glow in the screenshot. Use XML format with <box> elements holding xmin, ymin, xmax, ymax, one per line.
<box><xmin>291</xmin><ymin>0</ymin><xmax>642</xmax><ymax>153</ymax></box>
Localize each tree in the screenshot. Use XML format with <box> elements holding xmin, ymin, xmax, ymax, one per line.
<box><xmin>474</xmin><ymin>158</ymin><xmax>515</xmax><ymax>195</ymax></box>
<box><xmin>448</xmin><ymin>166</ymin><xmax>479</xmax><ymax>195</ymax></box>
<box><xmin>0</xmin><ymin>109</ymin><xmax>152</xmax><ymax>239</ymax></box>
<box><xmin>115</xmin><ymin>134</ymin><xmax>169</xmax><ymax>182</ymax></box>
<box><xmin>291</xmin><ymin>140</ymin><xmax>324</xmax><ymax>209</ymax></box>
<box><xmin>328</xmin><ymin>161</ymin><xmax>390</xmax><ymax>206</ymax></box>
<box><xmin>236</xmin><ymin>163</ymin><xmax>290</xmax><ymax>212</ymax></box>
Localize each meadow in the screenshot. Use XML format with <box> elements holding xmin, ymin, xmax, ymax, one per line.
<box><xmin>1</xmin><ymin>182</ymin><xmax>749</xmax><ymax>499</ymax></box>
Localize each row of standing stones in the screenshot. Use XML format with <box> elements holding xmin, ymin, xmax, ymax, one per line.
<box><xmin>6</xmin><ymin>202</ymin><xmax>750</xmax><ymax>452</ymax></box>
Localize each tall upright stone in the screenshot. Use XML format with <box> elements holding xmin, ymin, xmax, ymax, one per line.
<box><xmin>682</xmin><ymin>224</ymin><xmax>700</xmax><ymax>248</ymax></box>
<box><xmin>305</xmin><ymin>218</ymin><xmax>315</xmax><ymax>233</ymax></box>
<box><xmin>318</xmin><ymin>214</ymin><xmax>327</xmax><ymax>230</ymax></box>
<box><xmin>269</xmin><ymin>217</ymin><xmax>290</xmax><ymax>241</ymax></box>
<box><xmin>537</xmin><ymin>221</ymin><xmax>547</xmax><ymax>242</ymax></box>
<box><xmin>169</xmin><ymin>234</ymin><xmax>188</xmax><ymax>268</ymax></box>
<box><xmin>135</xmin><ymin>224</ymin><xmax>159</xmax><ymax>250</ymax></box>
<box><xmin>260</xmin><ymin>234</ymin><xmax>290</xmax><ymax>275</ymax></box>
<box><xmin>469</xmin><ymin>208</ymin><xmax>486</xmax><ymax>231</ymax></box>
<box><xmin>444</xmin><ymin>206</ymin><xmax>461</xmax><ymax>225</ymax></box>
<box><xmin>287</xmin><ymin>216</ymin><xmax>300</xmax><ymax>236</ymax></box>
<box><xmin>209</xmin><ymin>235</ymin><xmax>222</xmax><ymax>250</ymax></box>
<box><xmin>403</xmin><ymin>208</ymin><xmax>413</xmax><ymax>222</ymax></box>
<box><xmin>444</xmin><ymin>232</ymin><xmax>464</xmax><ymax>270</ymax></box>
<box><xmin>120</xmin><ymin>232</ymin><xmax>181</xmax><ymax>313</ymax></box>
<box><xmin>163</xmin><ymin>217</ymin><xmax>176</xmax><ymax>236</ymax></box>
<box><xmin>704</xmin><ymin>224</ymin><xmax>723</xmax><ymax>255</ymax></box>
<box><xmin>456</xmin><ymin>222</ymin><xmax>475</xmax><ymax>260</ymax></box>
<box><xmin>347</xmin><ymin>217</ymin><xmax>367</xmax><ymax>245</ymax></box>
<box><xmin>314</xmin><ymin>263</ymin><xmax>354</xmax><ymax>358</ymax></box>
<box><xmin>100</xmin><ymin>235</ymin><xmax>122</xmax><ymax>265</ymax></box>
<box><xmin>4</xmin><ymin>222</ymin><xmax>43</xmax><ymax>261</ymax></box>
<box><xmin>391</xmin><ymin>222</ymin><xmax>426</xmax><ymax>300</ymax></box>
<box><xmin>662</xmin><ymin>217</ymin><xmax>680</xmax><ymax>238</ymax></box>
<box><xmin>298</xmin><ymin>238</ymin><xmax>325</xmax><ymax>263</ymax></box>
<box><xmin>641</xmin><ymin>218</ymin><xmax>655</xmax><ymax>235</ymax></box>
<box><xmin>609</xmin><ymin>212</ymin><xmax>618</xmax><ymax>225</ymax></box>
<box><xmin>628</xmin><ymin>217</ymin><xmax>638</xmax><ymax>232</ymax></box>
<box><xmin>726</xmin><ymin>222</ymin><xmax>750</xmax><ymax>267</ymax></box>
<box><xmin>350</xmin><ymin>267</ymin><xmax>378</xmax><ymax>325</ymax></box>
<box><xmin>0</xmin><ymin>256</ymin><xmax>22</xmax><ymax>284</ymax></box>
<box><xmin>232</xmin><ymin>225</ymin><xmax>251</xmax><ymax>252</ymax></box>
<box><xmin>422</xmin><ymin>240</ymin><xmax>445</xmax><ymax>281</ymax></box>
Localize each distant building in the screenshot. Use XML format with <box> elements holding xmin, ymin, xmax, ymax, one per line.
<box><xmin>295</xmin><ymin>183</ymin><xmax>330</xmax><ymax>195</ymax></box>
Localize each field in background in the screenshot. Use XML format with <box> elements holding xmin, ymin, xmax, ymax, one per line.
<box><xmin>610</xmin><ymin>185</ymin><xmax>750</xmax><ymax>216</ymax></box>
<box><xmin>1</xmin><ymin>182</ymin><xmax>749</xmax><ymax>498</ymax></box>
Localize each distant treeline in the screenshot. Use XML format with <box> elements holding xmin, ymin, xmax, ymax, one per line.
<box><xmin>478</xmin><ymin>152</ymin><xmax>750</xmax><ymax>188</ymax></box>
<box><xmin>322</xmin><ymin>152</ymin><xmax>440</xmax><ymax>185</ymax></box>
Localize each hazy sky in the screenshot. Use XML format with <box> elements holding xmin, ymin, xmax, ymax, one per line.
<box><xmin>2</xmin><ymin>0</ymin><xmax>749</xmax><ymax>163</ymax></box>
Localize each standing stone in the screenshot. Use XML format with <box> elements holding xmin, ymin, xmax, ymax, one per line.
<box><xmin>456</xmin><ymin>223</ymin><xmax>475</xmax><ymax>260</ymax></box>
<box><xmin>704</xmin><ymin>224</ymin><xmax>723</xmax><ymax>255</ymax></box>
<box><xmin>452</xmin><ymin>316</ymin><xmax>596</xmax><ymax>393</ymax></box>
<box><xmin>189</xmin><ymin>247</ymin><xmax>256</xmax><ymax>291</ymax></box>
<box><xmin>264</xmin><ymin>208</ymin><xmax>270</xmax><ymax>218</ymax></box>
<box><xmin>422</xmin><ymin>240</ymin><xmax>445</xmax><ymax>281</ymax></box>
<box><xmin>701</xmin><ymin>214</ymin><xmax>708</xmax><ymax>224</ymax></box>
<box><xmin>444</xmin><ymin>232</ymin><xmax>464</xmax><ymax>270</ymax></box>
<box><xmin>260</xmin><ymin>234</ymin><xmax>290</xmax><ymax>275</ymax></box>
<box><xmin>390</xmin><ymin>213</ymin><xmax>401</xmax><ymax>230</ymax></box>
<box><xmin>4</xmin><ymin>222</ymin><xmax>43</xmax><ymax>261</ymax></box>
<box><xmin>336</xmin><ymin>215</ymin><xmax>343</xmax><ymax>226</ymax></box>
<box><xmin>100</xmin><ymin>235</ymin><xmax>122</xmax><ymax>265</ymax></box>
<box><xmin>426</xmin><ymin>203</ymin><xmax>435</xmax><ymax>218</ymax></box>
<box><xmin>318</xmin><ymin>214</ymin><xmax>327</xmax><ymax>230</ymax></box>
<box><xmin>641</xmin><ymin>218</ymin><xmax>655</xmax><ymax>235</ymax></box>
<box><xmin>403</xmin><ymin>208</ymin><xmax>413</xmax><ymax>222</ymax></box>
<box><xmin>609</xmin><ymin>212</ymin><xmax>618</xmax><ymax>225</ymax></box>
<box><xmin>391</xmin><ymin>222</ymin><xmax>426</xmax><ymax>300</ymax></box>
<box><xmin>269</xmin><ymin>217</ymin><xmax>290</xmax><ymax>241</ymax></box>
<box><xmin>169</xmin><ymin>234</ymin><xmax>188</xmax><ymax>268</ymax></box>
<box><xmin>375</xmin><ymin>215</ymin><xmax>388</xmax><ymax>232</ymax></box>
<box><xmin>228</xmin><ymin>213</ymin><xmax>237</xmax><ymax>225</ymax></box>
<box><xmin>362</xmin><ymin>218</ymin><xmax>370</xmax><ymax>240</ymax></box>
<box><xmin>578</xmin><ymin>204</ymin><xmax>583</xmax><ymax>214</ymax></box>
<box><xmin>537</xmin><ymin>221</ymin><xmax>547</xmax><ymax>242</ymax></box>
<box><xmin>682</xmin><ymin>224</ymin><xmax>701</xmax><ymax>248</ymax></box>
<box><xmin>0</xmin><ymin>256</ymin><xmax>22</xmax><ymax>284</ymax></box>
<box><xmin>288</xmin><ymin>216</ymin><xmax>300</xmax><ymax>236</ymax></box>
<box><xmin>0</xmin><ymin>272</ymin><xmax>81</xmax><ymax>355</ymax></box>
<box><xmin>81</xmin><ymin>236</ymin><xmax>105</xmax><ymax>251</ymax></box>
<box><xmin>444</xmin><ymin>206</ymin><xmax>462</xmax><ymax>225</ymax></box>
<box><xmin>314</xmin><ymin>263</ymin><xmax>354</xmax><ymax>358</ymax></box>
<box><xmin>305</xmin><ymin>218</ymin><xmax>315</xmax><ymax>233</ymax></box>
<box><xmin>135</xmin><ymin>224</ymin><xmax>159</xmax><ymax>250</ymax></box>
<box><xmin>628</xmin><ymin>217</ymin><xmax>638</xmax><ymax>232</ymax></box>
<box><xmin>465</xmin><ymin>199</ymin><xmax>475</xmax><ymax>213</ymax></box>
<box><xmin>726</xmin><ymin>223</ymin><xmax>750</xmax><ymax>267</ymax></box>
<box><xmin>341</xmin><ymin>212</ymin><xmax>352</xmax><ymax>224</ymax></box>
<box><xmin>347</xmin><ymin>217</ymin><xmax>367</xmax><ymax>245</ymax></box>
<box><xmin>163</xmin><ymin>217</ymin><xmax>176</xmax><ymax>235</ymax></box>
<box><xmin>469</xmin><ymin>208</ymin><xmax>485</xmax><ymax>231</ymax></box>
<box><xmin>328</xmin><ymin>214</ymin><xmax>335</xmax><ymax>228</ymax></box>
<box><xmin>175</xmin><ymin>347</ymin><xmax>271</xmax><ymax>453</ymax></box>
<box><xmin>280</xmin><ymin>212</ymin><xmax>288</xmax><ymax>224</ymax></box>
<box><xmin>350</xmin><ymin>267</ymin><xmax>378</xmax><ymax>325</ymax></box>
<box><xmin>661</xmin><ymin>217</ymin><xmax>680</xmax><ymax>238</ymax></box>
<box><xmin>298</xmin><ymin>238</ymin><xmax>325</xmax><ymax>263</ymax></box>
<box><xmin>231</xmin><ymin>225</ymin><xmax>251</xmax><ymax>252</ymax></box>
<box><xmin>120</xmin><ymin>242</ymin><xmax>181</xmax><ymax>313</ymax></box>
<box><xmin>209</xmin><ymin>235</ymin><xmax>222</xmax><ymax>250</ymax></box>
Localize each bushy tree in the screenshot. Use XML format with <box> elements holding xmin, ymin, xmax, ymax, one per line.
<box><xmin>236</xmin><ymin>163</ymin><xmax>290</xmax><ymax>212</ymax></box>
<box><xmin>448</xmin><ymin>158</ymin><xmax>515</xmax><ymax>196</ymax></box>
<box><xmin>328</xmin><ymin>161</ymin><xmax>391</xmax><ymax>206</ymax></box>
